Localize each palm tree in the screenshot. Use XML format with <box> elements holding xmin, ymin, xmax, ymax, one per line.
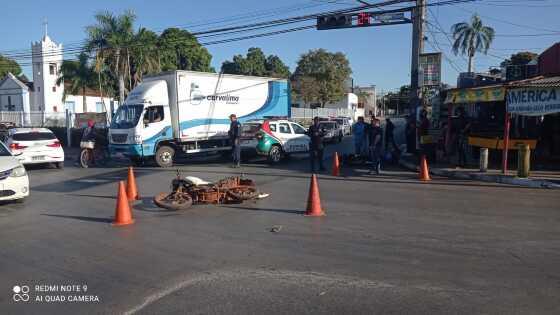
<box><xmin>86</xmin><ymin>10</ymin><xmax>136</xmax><ymax>103</ymax></box>
<box><xmin>56</xmin><ymin>52</ymin><xmax>96</xmax><ymax>112</ymax></box>
<box><xmin>451</xmin><ymin>14</ymin><xmax>495</xmax><ymax>73</ymax></box>
<box><xmin>130</xmin><ymin>27</ymin><xmax>160</xmax><ymax>88</ymax></box>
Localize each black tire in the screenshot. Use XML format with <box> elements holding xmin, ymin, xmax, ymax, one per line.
<box><xmin>79</xmin><ymin>149</ymin><xmax>91</xmax><ymax>168</ymax></box>
<box><xmin>155</xmin><ymin>145</ymin><xmax>175</xmax><ymax>168</ymax></box>
<box><xmin>267</xmin><ymin>145</ymin><xmax>283</xmax><ymax>164</ymax></box>
<box><xmin>153</xmin><ymin>192</ymin><xmax>193</xmax><ymax>211</ymax></box>
<box><xmin>56</xmin><ymin>161</ymin><xmax>64</xmax><ymax>169</ymax></box>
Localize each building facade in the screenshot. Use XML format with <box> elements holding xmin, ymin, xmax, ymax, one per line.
<box><xmin>0</xmin><ymin>32</ymin><xmax>114</xmax><ymax>116</ymax></box>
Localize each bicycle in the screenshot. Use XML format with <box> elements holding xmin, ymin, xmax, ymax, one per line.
<box><xmin>79</xmin><ymin>140</ymin><xmax>108</xmax><ymax>168</ymax></box>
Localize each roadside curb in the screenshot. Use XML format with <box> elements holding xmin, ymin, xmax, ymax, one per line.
<box><xmin>398</xmin><ymin>157</ymin><xmax>560</xmax><ymax>189</ymax></box>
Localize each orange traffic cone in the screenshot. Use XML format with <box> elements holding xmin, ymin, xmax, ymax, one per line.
<box><xmin>332</xmin><ymin>152</ymin><xmax>340</xmax><ymax>177</ymax></box>
<box><xmin>112</xmin><ymin>181</ymin><xmax>135</xmax><ymax>226</ymax></box>
<box><xmin>126</xmin><ymin>166</ymin><xmax>140</xmax><ymax>201</ymax></box>
<box><xmin>304</xmin><ymin>174</ymin><xmax>325</xmax><ymax>217</ymax></box>
<box><xmin>419</xmin><ymin>155</ymin><xmax>431</xmax><ymax>181</ymax></box>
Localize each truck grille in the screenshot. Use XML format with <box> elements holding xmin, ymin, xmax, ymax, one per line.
<box><xmin>111</xmin><ymin>134</ymin><xmax>128</xmax><ymax>143</ymax></box>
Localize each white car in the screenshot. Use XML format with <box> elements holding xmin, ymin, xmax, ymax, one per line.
<box><xmin>6</xmin><ymin>128</ymin><xmax>65</xmax><ymax>168</ymax></box>
<box><xmin>0</xmin><ymin>142</ymin><xmax>29</xmax><ymax>202</ymax></box>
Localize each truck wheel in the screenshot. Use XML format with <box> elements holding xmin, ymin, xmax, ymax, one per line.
<box><xmin>155</xmin><ymin>145</ymin><xmax>175</xmax><ymax>168</ymax></box>
<box><xmin>267</xmin><ymin>145</ymin><xmax>283</xmax><ymax>164</ymax></box>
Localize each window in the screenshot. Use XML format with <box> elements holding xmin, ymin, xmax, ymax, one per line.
<box><xmin>143</xmin><ymin>106</ymin><xmax>164</xmax><ymax>124</ymax></box>
<box><xmin>52</xmin><ymin>86</ymin><xmax>56</xmax><ymax>92</ymax></box>
<box><xmin>49</xmin><ymin>64</ymin><xmax>56</xmax><ymax>75</ymax></box>
<box><xmin>37</xmin><ymin>86</ymin><xmax>41</xmax><ymax>92</ymax></box>
<box><xmin>13</xmin><ymin>132</ymin><xmax>56</xmax><ymax>141</ymax></box>
<box><xmin>64</xmin><ymin>101</ymin><xmax>75</xmax><ymax>112</ymax></box>
<box><xmin>96</xmin><ymin>102</ymin><xmax>104</xmax><ymax>113</ymax></box>
<box><xmin>269</xmin><ymin>123</ymin><xmax>277</xmax><ymax>132</ymax></box>
<box><xmin>279</xmin><ymin>123</ymin><xmax>292</xmax><ymax>134</ymax></box>
<box><xmin>291</xmin><ymin>123</ymin><xmax>307</xmax><ymax>135</ymax></box>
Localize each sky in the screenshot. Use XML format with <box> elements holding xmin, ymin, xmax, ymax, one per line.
<box><xmin>0</xmin><ymin>0</ymin><xmax>559</xmax><ymax>93</ymax></box>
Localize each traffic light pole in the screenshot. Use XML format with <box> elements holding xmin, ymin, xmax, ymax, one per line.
<box><xmin>410</xmin><ymin>0</ymin><xmax>426</xmax><ymax>112</ymax></box>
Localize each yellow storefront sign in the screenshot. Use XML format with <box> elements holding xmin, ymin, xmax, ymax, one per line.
<box><xmin>445</xmin><ymin>87</ymin><xmax>505</xmax><ymax>104</ymax></box>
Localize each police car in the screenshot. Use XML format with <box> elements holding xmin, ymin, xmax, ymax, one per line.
<box><xmin>254</xmin><ymin>118</ymin><xmax>310</xmax><ymax>163</ymax></box>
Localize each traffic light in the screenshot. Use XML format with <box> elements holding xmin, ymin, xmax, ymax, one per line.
<box><xmin>357</xmin><ymin>12</ymin><xmax>370</xmax><ymax>26</ymax></box>
<box><xmin>316</xmin><ymin>14</ymin><xmax>352</xmax><ymax>30</ymax></box>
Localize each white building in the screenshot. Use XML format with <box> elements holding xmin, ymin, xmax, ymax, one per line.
<box><xmin>354</xmin><ymin>85</ymin><xmax>377</xmax><ymax>118</ymax></box>
<box><xmin>0</xmin><ymin>31</ymin><xmax>114</xmax><ymax>117</ymax></box>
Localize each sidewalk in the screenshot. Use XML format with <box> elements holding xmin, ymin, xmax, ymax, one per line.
<box><xmin>399</xmin><ymin>153</ymin><xmax>560</xmax><ymax>189</ymax></box>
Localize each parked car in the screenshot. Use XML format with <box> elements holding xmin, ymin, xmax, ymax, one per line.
<box><xmin>6</xmin><ymin>128</ymin><xmax>64</xmax><ymax>168</ymax></box>
<box><xmin>0</xmin><ymin>141</ymin><xmax>29</xmax><ymax>202</ymax></box>
<box><xmin>331</xmin><ymin>117</ymin><xmax>352</xmax><ymax>135</ymax></box>
<box><xmin>318</xmin><ymin>121</ymin><xmax>343</xmax><ymax>143</ymax></box>
<box><xmin>256</xmin><ymin>119</ymin><xmax>310</xmax><ymax>163</ymax></box>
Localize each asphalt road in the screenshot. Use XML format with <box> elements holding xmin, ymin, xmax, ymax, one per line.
<box><xmin>1</xmin><ymin>137</ymin><xmax>559</xmax><ymax>314</ymax></box>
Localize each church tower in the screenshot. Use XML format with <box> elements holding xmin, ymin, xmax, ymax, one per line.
<box><xmin>31</xmin><ymin>22</ymin><xmax>63</xmax><ymax>112</ymax></box>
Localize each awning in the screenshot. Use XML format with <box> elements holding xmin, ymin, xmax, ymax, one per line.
<box><xmin>444</xmin><ymin>86</ymin><xmax>506</xmax><ymax>104</ymax></box>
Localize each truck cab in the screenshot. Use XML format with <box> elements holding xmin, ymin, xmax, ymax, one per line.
<box><xmin>109</xmin><ymin>80</ymin><xmax>173</xmax><ymax>165</ymax></box>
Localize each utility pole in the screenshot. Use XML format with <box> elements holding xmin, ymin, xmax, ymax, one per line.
<box><xmin>410</xmin><ymin>0</ymin><xmax>425</xmax><ymax>114</ymax></box>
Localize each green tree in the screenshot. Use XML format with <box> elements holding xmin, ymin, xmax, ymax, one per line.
<box><xmin>265</xmin><ymin>55</ymin><xmax>290</xmax><ymax>78</ymax></box>
<box><xmin>56</xmin><ymin>52</ymin><xmax>97</xmax><ymax>112</ymax></box>
<box><xmin>500</xmin><ymin>51</ymin><xmax>538</xmax><ymax>67</ymax></box>
<box><xmin>130</xmin><ymin>27</ymin><xmax>160</xmax><ymax>87</ymax></box>
<box><xmin>221</xmin><ymin>47</ymin><xmax>290</xmax><ymax>78</ymax></box>
<box><xmin>158</xmin><ymin>28</ymin><xmax>213</xmax><ymax>72</ymax></box>
<box><xmin>291</xmin><ymin>76</ymin><xmax>321</xmax><ymax>105</ymax></box>
<box><xmin>292</xmin><ymin>49</ymin><xmax>352</xmax><ymax>107</ymax></box>
<box><xmin>451</xmin><ymin>14</ymin><xmax>495</xmax><ymax>73</ymax></box>
<box><xmin>86</xmin><ymin>10</ymin><xmax>137</xmax><ymax>102</ymax></box>
<box><xmin>0</xmin><ymin>55</ymin><xmax>22</xmax><ymax>78</ymax></box>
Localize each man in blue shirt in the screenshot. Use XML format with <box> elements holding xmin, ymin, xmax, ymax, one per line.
<box><xmin>352</xmin><ymin>116</ymin><xmax>367</xmax><ymax>156</ymax></box>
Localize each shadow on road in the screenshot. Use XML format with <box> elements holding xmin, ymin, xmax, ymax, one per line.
<box><xmin>220</xmin><ymin>205</ymin><xmax>305</xmax><ymax>215</ymax></box>
<box><xmin>41</xmin><ymin>213</ymin><xmax>112</xmax><ymax>223</ymax></box>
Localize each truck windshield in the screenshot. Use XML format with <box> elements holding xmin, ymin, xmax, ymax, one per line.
<box><xmin>111</xmin><ymin>105</ymin><xmax>144</xmax><ymax>129</ymax></box>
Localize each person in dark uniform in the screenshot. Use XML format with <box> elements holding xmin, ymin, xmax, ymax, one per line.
<box><xmin>368</xmin><ymin>118</ymin><xmax>383</xmax><ymax>174</ymax></box>
<box><xmin>228</xmin><ymin>114</ymin><xmax>241</xmax><ymax>168</ymax></box>
<box><xmin>307</xmin><ymin>116</ymin><xmax>326</xmax><ymax>173</ymax></box>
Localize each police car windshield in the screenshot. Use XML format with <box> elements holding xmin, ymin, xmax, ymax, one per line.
<box><xmin>319</xmin><ymin>122</ymin><xmax>336</xmax><ymax>130</ymax></box>
<box><xmin>111</xmin><ymin>105</ymin><xmax>144</xmax><ymax>129</ymax></box>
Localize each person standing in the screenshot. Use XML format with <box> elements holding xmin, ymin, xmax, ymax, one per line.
<box><xmin>418</xmin><ymin>109</ymin><xmax>430</xmax><ymax>157</ymax></box>
<box><xmin>228</xmin><ymin>114</ymin><xmax>241</xmax><ymax>168</ymax></box>
<box><xmin>307</xmin><ymin>116</ymin><xmax>326</xmax><ymax>172</ymax></box>
<box><xmin>405</xmin><ymin>115</ymin><xmax>416</xmax><ymax>154</ymax></box>
<box><xmin>384</xmin><ymin>118</ymin><xmax>398</xmax><ymax>152</ymax></box>
<box><xmin>352</xmin><ymin>116</ymin><xmax>367</xmax><ymax>156</ymax></box>
<box><xmin>368</xmin><ymin>118</ymin><xmax>383</xmax><ymax>174</ymax></box>
<box><xmin>455</xmin><ymin>107</ymin><xmax>471</xmax><ymax>167</ymax></box>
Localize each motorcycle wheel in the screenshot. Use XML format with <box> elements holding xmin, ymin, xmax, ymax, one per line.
<box><xmin>153</xmin><ymin>192</ymin><xmax>193</xmax><ymax>211</ymax></box>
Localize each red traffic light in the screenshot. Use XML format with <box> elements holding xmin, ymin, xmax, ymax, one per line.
<box><xmin>357</xmin><ymin>12</ymin><xmax>370</xmax><ymax>26</ymax></box>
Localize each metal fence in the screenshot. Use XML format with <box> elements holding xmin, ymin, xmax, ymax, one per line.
<box><xmin>0</xmin><ymin>111</ymin><xmax>110</xmax><ymax>128</ymax></box>
<box><xmin>290</xmin><ymin>107</ymin><xmax>353</xmax><ymax>119</ymax></box>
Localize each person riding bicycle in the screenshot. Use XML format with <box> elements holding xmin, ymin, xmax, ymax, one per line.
<box><xmin>82</xmin><ymin>120</ymin><xmax>97</xmax><ymax>143</ymax></box>
<box><xmin>80</xmin><ymin>120</ymin><xmax>99</xmax><ymax>166</ymax></box>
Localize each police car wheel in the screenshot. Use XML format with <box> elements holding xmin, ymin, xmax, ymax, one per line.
<box><xmin>268</xmin><ymin>145</ymin><xmax>282</xmax><ymax>164</ymax></box>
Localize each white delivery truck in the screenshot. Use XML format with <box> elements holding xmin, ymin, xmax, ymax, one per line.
<box><xmin>108</xmin><ymin>70</ymin><xmax>290</xmax><ymax>167</ymax></box>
